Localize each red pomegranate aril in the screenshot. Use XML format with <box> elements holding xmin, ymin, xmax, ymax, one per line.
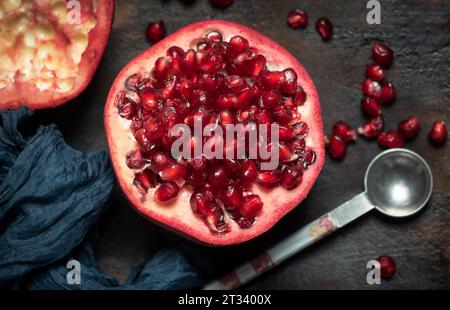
<box><xmin>428</xmin><ymin>121</ymin><xmax>447</xmax><ymax>144</ymax></box>
<box><xmin>126</xmin><ymin>150</ymin><xmax>145</xmax><ymax>169</ymax></box>
<box><xmin>332</xmin><ymin>121</ymin><xmax>357</xmax><ymax>142</ymax></box>
<box><xmin>151</xmin><ymin>152</ymin><xmax>172</xmax><ymax>172</ymax></box>
<box><xmin>281</xmin><ymin>167</ymin><xmax>303</xmax><ymax>190</ymax></box>
<box><xmin>167</xmin><ymin>46</ymin><xmax>185</xmax><ymax>58</ymax></box>
<box><xmin>198</xmin><ymin>51</ymin><xmax>224</xmax><ymax>73</ymax></box>
<box><xmin>273</xmin><ymin>105</ymin><xmax>293</xmax><ymax>123</ymax></box>
<box><xmin>118</xmin><ymin>98</ymin><xmax>136</xmax><ymax>119</ymax></box>
<box><xmin>372</xmin><ymin>43</ymin><xmax>394</xmax><ymax>68</ymax></box>
<box><xmin>358</xmin><ymin>116</ymin><xmax>385</xmax><ymax>138</ymax></box>
<box><xmin>241</xmin><ymin>159</ymin><xmax>258</xmax><ymax>182</ymax></box>
<box><xmin>237</xmin><ymin>87</ymin><xmax>255</xmax><ymax>107</ymax></box>
<box><xmin>327</xmin><ymin>135</ymin><xmax>346</xmax><ymax>160</ymax></box>
<box><xmin>377</xmin><ymin>255</ymin><xmax>396</xmax><ymax>279</ymax></box>
<box><xmin>279</xmin><ymin>125</ymin><xmax>295</xmax><ymax>140</ymax></box>
<box><xmin>217</xmin><ymin>94</ymin><xmax>238</xmax><ymax>109</ymax></box>
<box><xmin>223</xmin><ymin>184</ymin><xmax>243</xmax><ymax>209</ymax></box>
<box><xmin>190</xmin><ymin>191</ymin><xmax>213</xmax><ymax>217</ymax></box>
<box><xmin>160</xmin><ymin>162</ymin><xmax>187</xmax><ymax>181</ymax></box>
<box><xmin>206</xmin><ymin>31</ymin><xmax>223</xmax><ymax>42</ymax></box>
<box><xmin>292</xmin><ymin>122</ymin><xmax>309</xmax><ymax>139</ymax></box>
<box><xmin>361</xmin><ymin>97</ymin><xmax>381</xmax><ymax>118</ymax></box>
<box><xmin>240</xmin><ymin>195</ymin><xmax>263</xmax><ymax>218</ymax></box>
<box><xmin>301</xmin><ymin>148</ymin><xmax>317</xmax><ymax>167</ymax></box>
<box><xmin>222</xmin><ymin>75</ymin><xmax>245</xmax><ymax>94</ymax></box>
<box><xmin>315</xmin><ymin>17</ymin><xmax>333</xmax><ymax>41</ymax></box>
<box><xmin>133</xmin><ymin>168</ymin><xmax>161</xmax><ymax>194</ymax></box>
<box><xmin>178</xmin><ymin>79</ymin><xmax>193</xmax><ymax>100</ymax></box>
<box><xmin>125</xmin><ymin>73</ymin><xmax>142</xmax><ymax>91</ymax></box>
<box><xmin>199</xmin><ymin>73</ymin><xmax>223</xmax><ymax>92</ymax></box>
<box><xmin>378</xmin><ymin>82</ymin><xmax>396</xmax><ymax>105</ymax></box>
<box><xmin>280</xmin><ymin>68</ymin><xmax>298</xmax><ymax>95</ymax></box>
<box><xmin>365</xmin><ymin>64</ymin><xmax>385</xmax><ymax>82</ymax></box>
<box><xmin>146</xmin><ymin>21</ymin><xmax>166</xmax><ymax>42</ymax></box>
<box><xmin>246</xmin><ymin>55</ymin><xmax>266</xmax><ymax>78</ymax></box>
<box><xmin>253</xmin><ymin>108</ymin><xmax>272</xmax><ymax>124</ymax></box>
<box><xmin>227</xmin><ymin>36</ymin><xmax>249</xmax><ymax>59</ymax></box>
<box><xmin>261</xmin><ymin>90</ymin><xmax>282</xmax><ymax>109</ymax></box>
<box><xmin>259</xmin><ymin>70</ymin><xmax>284</xmax><ymax>90</ymax></box>
<box><xmin>257</xmin><ymin>170</ymin><xmax>281</xmax><ymax>189</ymax></box>
<box><xmin>219</xmin><ymin>110</ymin><xmax>236</xmax><ymax>125</ymax></box>
<box><xmin>362</xmin><ymin>79</ymin><xmax>382</xmax><ymax>99</ymax></box>
<box><xmin>278</xmin><ymin>142</ymin><xmax>296</xmax><ymax>163</ymax></box>
<box><xmin>293</xmin><ymin>86</ymin><xmax>307</xmax><ymax>106</ymax></box>
<box><xmin>287</xmin><ymin>9</ymin><xmax>309</xmax><ymax>29</ymax></box>
<box><xmin>182</xmin><ymin>49</ymin><xmax>197</xmax><ymax>72</ymax></box>
<box><xmin>377</xmin><ymin>131</ymin><xmax>404</xmax><ymax>149</ymax></box>
<box><xmin>209</xmin><ymin>0</ymin><xmax>233</xmax><ymax>8</ymax></box>
<box><xmin>155</xmin><ymin>182</ymin><xmax>180</xmax><ymax>202</ymax></box>
<box><xmin>398</xmin><ymin>116</ymin><xmax>420</xmax><ymax>139</ymax></box>
<box><xmin>134</xmin><ymin>129</ymin><xmax>158</xmax><ymax>152</ymax></box>
<box><xmin>161</xmin><ymin>75</ymin><xmax>179</xmax><ymax>99</ymax></box>
<box><xmin>208</xmin><ymin>166</ymin><xmax>229</xmax><ymax>187</ymax></box>
<box><xmin>140</xmin><ymin>87</ymin><xmax>161</xmax><ymax>110</ymax></box>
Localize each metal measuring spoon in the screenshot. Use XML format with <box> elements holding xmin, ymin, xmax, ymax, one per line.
<box><xmin>204</xmin><ymin>148</ymin><xmax>433</xmax><ymax>290</ymax></box>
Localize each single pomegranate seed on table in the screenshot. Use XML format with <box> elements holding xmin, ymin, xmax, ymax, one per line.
<box><xmin>146</xmin><ymin>21</ymin><xmax>166</xmax><ymax>42</ymax></box>
<box><xmin>378</xmin><ymin>81</ymin><xmax>397</xmax><ymax>105</ymax></box>
<box><xmin>287</xmin><ymin>9</ymin><xmax>309</xmax><ymax>29</ymax></box>
<box><xmin>372</xmin><ymin>43</ymin><xmax>394</xmax><ymax>68</ymax></box>
<box><xmin>377</xmin><ymin>255</ymin><xmax>396</xmax><ymax>279</ymax></box>
<box><xmin>358</xmin><ymin>116</ymin><xmax>385</xmax><ymax>138</ymax></box>
<box><xmin>315</xmin><ymin>17</ymin><xmax>333</xmax><ymax>41</ymax></box>
<box><xmin>332</xmin><ymin>121</ymin><xmax>357</xmax><ymax>142</ymax></box>
<box><xmin>362</xmin><ymin>79</ymin><xmax>382</xmax><ymax>99</ymax></box>
<box><xmin>327</xmin><ymin>135</ymin><xmax>347</xmax><ymax>160</ymax></box>
<box><xmin>365</xmin><ymin>64</ymin><xmax>385</xmax><ymax>82</ymax></box>
<box><xmin>361</xmin><ymin>97</ymin><xmax>382</xmax><ymax>118</ymax></box>
<box><xmin>428</xmin><ymin>121</ymin><xmax>447</xmax><ymax>144</ymax></box>
<box><xmin>398</xmin><ymin>116</ymin><xmax>420</xmax><ymax>139</ymax></box>
<box><xmin>377</xmin><ymin>131</ymin><xmax>404</xmax><ymax>149</ymax></box>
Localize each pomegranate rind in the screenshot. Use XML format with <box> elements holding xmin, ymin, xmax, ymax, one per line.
<box><xmin>104</xmin><ymin>20</ymin><xmax>325</xmax><ymax>246</ymax></box>
<box><xmin>0</xmin><ymin>0</ymin><xmax>115</xmax><ymax>110</ymax></box>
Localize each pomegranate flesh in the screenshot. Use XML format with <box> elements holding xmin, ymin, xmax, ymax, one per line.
<box><xmin>104</xmin><ymin>21</ymin><xmax>325</xmax><ymax>246</ymax></box>
<box><xmin>0</xmin><ymin>0</ymin><xmax>115</xmax><ymax>110</ymax></box>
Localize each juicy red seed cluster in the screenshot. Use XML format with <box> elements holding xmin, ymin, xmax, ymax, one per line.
<box><xmin>117</xmin><ymin>31</ymin><xmax>316</xmax><ymax>235</ymax></box>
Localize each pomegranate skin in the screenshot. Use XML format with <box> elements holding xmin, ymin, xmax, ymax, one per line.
<box><xmin>104</xmin><ymin>20</ymin><xmax>325</xmax><ymax>246</ymax></box>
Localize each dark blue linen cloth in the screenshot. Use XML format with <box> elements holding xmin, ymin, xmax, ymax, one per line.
<box><xmin>0</xmin><ymin>108</ymin><xmax>202</xmax><ymax>289</ymax></box>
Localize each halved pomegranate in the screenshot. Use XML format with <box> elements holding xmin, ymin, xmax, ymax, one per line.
<box><xmin>0</xmin><ymin>0</ymin><xmax>114</xmax><ymax>110</ymax></box>
<box><xmin>104</xmin><ymin>21</ymin><xmax>325</xmax><ymax>246</ymax></box>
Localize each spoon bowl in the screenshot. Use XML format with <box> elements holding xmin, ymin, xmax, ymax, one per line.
<box><xmin>365</xmin><ymin>148</ymin><xmax>433</xmax><ymax>218</ymax></box>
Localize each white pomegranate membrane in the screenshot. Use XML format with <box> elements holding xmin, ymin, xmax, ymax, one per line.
<box><xmin>0</xmin><ymin>0</ymin><xmax>98</xmax><ymax>92</ymax></box>
<box><xmin>116</xmin><ymin>30</ymin><xmax>317</xmax><ymax>234</ymax></box>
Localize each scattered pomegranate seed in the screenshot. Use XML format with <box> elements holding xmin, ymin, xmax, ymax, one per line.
<box><xmin>361</xmin><ymin>97</ymin><xmax>382</xmax><ymax>118</ymax></box>
<box><xmin>315</xmin><ymin>17</ymin><xmax>333</xmax><ymax>41</ymax></box>
<box><xmin>372</xmin><ymin>43</ymin><xmax>394</xmax><ymax>68</ymax></box>
<box><xmin>146</xmin><ymin>21</ymin><xmax>166</xmax><ymax>42</ymax></box>
<box><xmin>155</xmin><ymin>182</ymin><xmax>180</xmax><ymax>202</ymax></box>
<box><xmin>428</xmin><ymin>121</ymin><xmax>447</xmax><ymax>144</ymax></box>
<box><xmin>327</xmin><ymin>135</ymin><xmax>347</xmax><ymax>160</ymax></box>
<box><xmin>358</xmin><ymin>116</ymin><xmax>385</xmax><ymax>138</ymax></box>
<box><xmin>378</xmin><ymin>81</ymin><xmax>396</xmax><ymax>105</ymax></box>
<box><xmin>287</xmin><ymin>9</ymin><xmax>309</xmax><ymax>29</ymax></box>
<box><xmin>362</xmin><ymin>79</ymin><xmax>382</xmax><ymax>99</ymax></box>
<box><xmin>377</xmin><ymin>255</ymin><xmax>396</xmax><ymax>279</ymax></box>
<box><xmin>365</xmin><ymin>64</ymin><xmax>385</xmax><ymax>82</ymax></box>
<box><xmin>209</xmin><ymin>0</ymin><xmax>234</xmax><ymax>8</ymax></box>
<box><xmin>377</xmin><ymin>131</ymin><xmax>404</xmax><ymax>149</ymax></box>
<box><xmin>332</xmin><ymin>121</ymin><xmax>357</xmax><ymax>142</ymax></box>
<box><xmin>398</xmin><ymin>116</ymin><xmax>420</xmax><ymax>139</ymax></box>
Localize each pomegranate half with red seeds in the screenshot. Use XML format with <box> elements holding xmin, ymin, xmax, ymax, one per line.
<box><xmin>104</xmin><ymin>21</ymin><xmax>325</xmax><ymax>246</ymax></box>
<box><xmin>0</xmin><ymin>0</ymin><xmax>114</xmax><ymax>110</ymax></box>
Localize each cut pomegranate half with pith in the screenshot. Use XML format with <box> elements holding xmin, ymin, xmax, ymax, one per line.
<box><xmin>0</xmin><ymin>0</ymin><xmax>114</xmax><ymax>110</ymax></box>
<box><xmin>104</xmin><ymin>20</ymin><xmax>325</xmax><ymax>246</ymax></box>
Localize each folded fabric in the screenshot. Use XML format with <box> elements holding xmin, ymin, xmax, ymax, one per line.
<box><xmin>0</xmin><ymin>108</ymin><xmax>203</xmax><ymax>289</ymax></box>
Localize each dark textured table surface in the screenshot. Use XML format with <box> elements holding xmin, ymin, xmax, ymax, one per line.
<box><xmin>32</xmin><ymin>0</ymin><xmax>449</xmax><ymax>289</ymax></box>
